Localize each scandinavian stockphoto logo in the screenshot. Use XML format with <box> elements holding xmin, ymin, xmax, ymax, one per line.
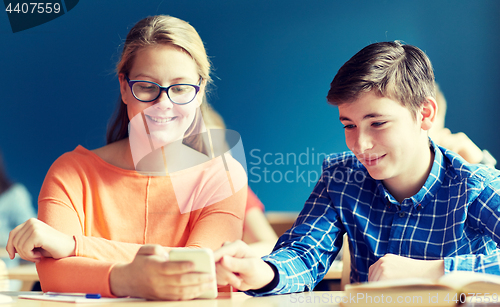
<box><xmin>249</xmin><ymin>148</ymin><xmax>367</xmax><ymax>187</ymax></box>
<box><xmin>4</xmin><ymin>0</ymin><xmax>79</xmax><ymax>33</ymax></box>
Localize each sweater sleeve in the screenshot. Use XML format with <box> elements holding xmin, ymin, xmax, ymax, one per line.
<box><xmin>185</xmin><ymin>183</ymin><xmax>247</xmax><ymax>250</ymax></box>
<box><xmin>38</xmin><ymin>198</ymin><xmax>143</xmax><ymax>262</ymax></box>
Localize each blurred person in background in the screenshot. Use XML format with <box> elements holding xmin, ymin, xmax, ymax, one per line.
<box><xmin>429</xmin><ymin>82</ymin><xmax>496</xmax><ymax>168</ymax></box>
<box><xmin>0</xmin><ymin>148</ymin><xmax>35</xmax><ymax>290</ymax></box>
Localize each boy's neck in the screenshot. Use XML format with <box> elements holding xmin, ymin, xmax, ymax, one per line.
<box><xmin>383</xmin><ymin>142</ymin><xmax>435</xmax><ymax>203</ymax></box>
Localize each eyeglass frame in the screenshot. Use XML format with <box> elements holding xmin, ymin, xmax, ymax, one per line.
<box><xmin>125</xmin><ymin>75</ymin><xmax>202</xmax><ymax>105</ymax></box>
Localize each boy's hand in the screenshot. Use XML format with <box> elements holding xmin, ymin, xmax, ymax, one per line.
<box><xmin>6</xmin><ymin>218</ymin><xmax>76</xmax><ymax>262</ymax></box>
<box><xmin>368</xmin><ymin>254</ymin><xmax>444</xmax><ymax>282</ymax></box>
<box><xmin>214</xmin><ymin>240</ymin><xmax>275</xmax><ymax>291</ymax></box>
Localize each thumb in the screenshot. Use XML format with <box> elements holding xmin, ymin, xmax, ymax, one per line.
<box><xmin>5</xmin><ymin>243</ymin><xmax>16</xmax><ymax>260</ymax></box>
<box><xmin>137</xmin><ymin>244</ymin><xmax>168</xmax><ymax>259</ymax></box>
<box><xmin>221</xmin><ymin>255</ymin><xmax>252</xmax><ymax>275</ymax></box>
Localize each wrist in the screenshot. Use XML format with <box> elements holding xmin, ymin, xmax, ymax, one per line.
<box><xmin>426</xmin><ymin>259</ymin><xmax>445</xmax><ymax>280</ymax></box>
<box><xmin>69</xmin><ymin>235</ymin><xmax>77</xmax><ymax>257</ymax></box>
<box><xmin>109</xmin><ymin>263</ymin><xmax>131</xmax><ymax>297</ymax></box>
<box><xmin>252</xmin><ymin>261</ymin><xmax>279</xmax><ymax>292</ymax></box>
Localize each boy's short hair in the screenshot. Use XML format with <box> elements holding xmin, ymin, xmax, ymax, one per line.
<box><xmin>327</xmin><ymin>41</ymin><xmax>435</xmax><ymax>118</ymax></box>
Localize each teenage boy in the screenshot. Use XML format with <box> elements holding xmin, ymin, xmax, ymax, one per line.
<box><xmin>214</xmin><ymin>41</ymin><xmax>500</xmax><ymax>295</ymax></box>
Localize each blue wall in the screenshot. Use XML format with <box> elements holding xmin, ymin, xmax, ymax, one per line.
<box><xmin>1</xmin><ymin>0</ymin><xmax>499</xmax><ymax>212</ymax></box>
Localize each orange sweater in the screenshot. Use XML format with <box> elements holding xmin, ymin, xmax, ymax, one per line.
<box><xmin>36</xmin><ymin>146</ymin><xmax>246</xmax><ymax>296</ymax></box>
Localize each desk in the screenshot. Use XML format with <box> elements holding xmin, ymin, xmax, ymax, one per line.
<box><xmin>6</xmin><ymin>265</ymin><xmax>38</xmax><ymax>291</ymax></box>
<box><xmin>0</xmin><ymin>291</ymin><xmax>344</xmax><ymax>307</ymax></box>
<box><xmin>1</xmin><ymin>291</ymin><xmax>492</xmax><ymax>307</ymax></box>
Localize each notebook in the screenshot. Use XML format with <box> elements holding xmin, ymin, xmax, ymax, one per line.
<box><xmin>19</xmin><ymin>293</ymin><xmax>145</xmax><ymax>303</ymax></box>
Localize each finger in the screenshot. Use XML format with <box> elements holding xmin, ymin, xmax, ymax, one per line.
<box><xmin>368</xmin><ymin>261</ymin><xmax>379</xmax><ymax>282</ymax></box>
<box><xmin>220</xmin><ymin>255</ymin><xmax>253</xmax><ymax>275</ymax></box>
<box><xmin>214</xmin><ymin>240</ymin><xmax>251</xmax><ymax>262</ymax></box>
<box><xmin>216</xmin><ymin>262</ymin><xmax>241</xmax><ymax>287</ymax></box>
<box><xmin>213</xmin><ymin>241</ymin><xmax>239</xmax><ymax>262</ymax></box>
<box><xmin>6</xmin><ymin>232</ymin><xmax>18</xmax><ymax>259</ymax></box>
<box><xmin>7</xmin><ymin>221</ymin><xmax>30</xmax><ymax>258</ymax></box>
<box><xmin>369</xmin><ymin>264</ymin><xmax>384</xmax><ymax>282</ymax></box>
<box><xmin>161</xmin><ymin>281</ymin><xmax>216</xmax><ymax>301</ymax></box>
<box><xmin>137</xmin><ymin>244</ymin><xmax>169</xmax><ymax>259</ymax></box>
<box><xmin>158</xmin><ymin>260</ymin><xmax>195</xmax><ymax>275</ymax></box>
<box><xmin>162</xmin><ymin>272</ymin><xmax>213</xmax><ymax>287</ymax></box>
<box><xmin>16</xmin><ymin>225</ymin><xmax>47</xmax><ymax>261</ymax></box>
<box><xmin>10</xmin><ymin>223</ymin><xmax>38</xmax><ymax>261</ymax></box>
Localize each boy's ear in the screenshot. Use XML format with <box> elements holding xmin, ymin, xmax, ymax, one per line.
<box><xmin>419</xmin><ymin>97</ymin><xmax>437</xmax><ymax>131</ymax></box>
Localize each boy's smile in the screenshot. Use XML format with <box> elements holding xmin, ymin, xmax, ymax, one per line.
<box><xmin>362</xmin><ymin>153</ymin><xmax>387</xmax><ymax>166</ymax></box>
<box><xmin>338</xmin><ymin>90</ymin><xmax>434</xmax><ymax>201</ymax></box>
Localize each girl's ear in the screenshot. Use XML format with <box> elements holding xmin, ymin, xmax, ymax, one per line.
<box><xmin>193</xmin><ymin>78</ymin><xmax>207</xmax><ymax>108</ymax></box>
<box><xmin>118</xmin><ymin>73</ymin><xmax>129</xmax><ymax>105</ymax></box>
<box><xmin>420</xmin><ymin>97</ymin><xmax>438</xmax><ymax>131</ymax></box>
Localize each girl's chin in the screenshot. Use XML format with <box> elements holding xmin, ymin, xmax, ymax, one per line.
<box><xmin>150</xmin><ymin>134</ymin><xmax>184</xmax><ymax>148</ymax></box>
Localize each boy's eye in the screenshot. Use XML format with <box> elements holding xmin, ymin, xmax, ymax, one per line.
<box><xmin>371</xmin><ymin>122</ymin><xmax>387</xmax><ymax>127</ymax></box>
<box><xmin>343</xmin><ymin>124</ymin><xmax>356</xmax><ymax>129</ymax></box>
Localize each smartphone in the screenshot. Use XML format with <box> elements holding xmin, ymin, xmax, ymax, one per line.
<box><xmin>168</xmin><ymin>248</ymin><xmax>217</xmax><ymax>299</ymax></box>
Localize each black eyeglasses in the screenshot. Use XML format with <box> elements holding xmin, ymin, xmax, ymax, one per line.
<box><xmin>126</xmin><ymin>76</ymin><xmax>201</xmax><ymax>105</ymax></box>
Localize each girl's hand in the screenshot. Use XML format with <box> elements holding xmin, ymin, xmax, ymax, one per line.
<box><xmin>6</xmin><ymin>218</ymin><xmax>76</xmax><ymax>262</ymax></box>
<box><xmin>110</xmin><ymin>245</ymin><xmax>215</xmax><ymax>300</ymax></box>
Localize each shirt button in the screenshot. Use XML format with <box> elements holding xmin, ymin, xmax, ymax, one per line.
<box><xmin>399</xmin><ymin>212</ymin><xmax>406</xmax><ymax>217</ymax></box>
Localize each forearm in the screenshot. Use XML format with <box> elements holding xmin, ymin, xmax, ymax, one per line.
<box><xmin>246</xmin><ymin>248</ymin><xmax>320</xmax><ymax>296</ymax></box>
<box><xmin>74</xmin><ymin>235</ymin><xmax>145</xmax><ymax>262</ymax></box>
<box><xmin>36</xmin><ymin>257</ymin><xmax>116</xmax><ymax>297</ymax></box>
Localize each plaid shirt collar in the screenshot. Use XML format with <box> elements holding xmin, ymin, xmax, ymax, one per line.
<box><xmin>376</xmin><ymin>138</ymin><xmax>445</xmax><ymax>211</ymax></box>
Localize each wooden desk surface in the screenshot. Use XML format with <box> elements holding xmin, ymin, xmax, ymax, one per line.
<box><xmin>6</xmin><ymin>264</ymin><xmax>38</xmax><ymax>291</ymax></box>
<box><xmin>2</xmin><ymin>290</ymin><xmax>493</xmax><ymax>307</ymax></box>
<box><xmin>0</xmin><ymin>291</ymin><xmax>345</xmax><ymax>307</ymax></box>
<box><xmin>6</xmin><ymin>265</ymin><xmax>37</xmax><ymax>282</ymax></box>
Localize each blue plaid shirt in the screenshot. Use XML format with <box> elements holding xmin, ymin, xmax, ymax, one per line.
<box><xmin>248</xmin><ymin>140</ymin><xmax>500</xmax><ymax>296</ymax></box>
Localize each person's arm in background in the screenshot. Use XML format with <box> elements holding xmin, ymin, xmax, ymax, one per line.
<box><xmin>431</xmin><ymin>128</ymin><xmax>496</xmax><ymax>166</ymax></box>
<box><xmin>1</xmin><ymin>183</ymin><xmax>35</xmax><ymax>267</ymax></box>
<box><xmin>430</xmin><ymin>82</ymin><xmax>497</xmax><ymax>168</ymax></box>
<box><xmin>243</xmin><ymin>188</ymin><xmax>278</xmax><ymax>257</ymax></box>
<box><xmin>9</xmin><ymin>184</ymin><xmax>36</xmax><ymax>228</ymax></box>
